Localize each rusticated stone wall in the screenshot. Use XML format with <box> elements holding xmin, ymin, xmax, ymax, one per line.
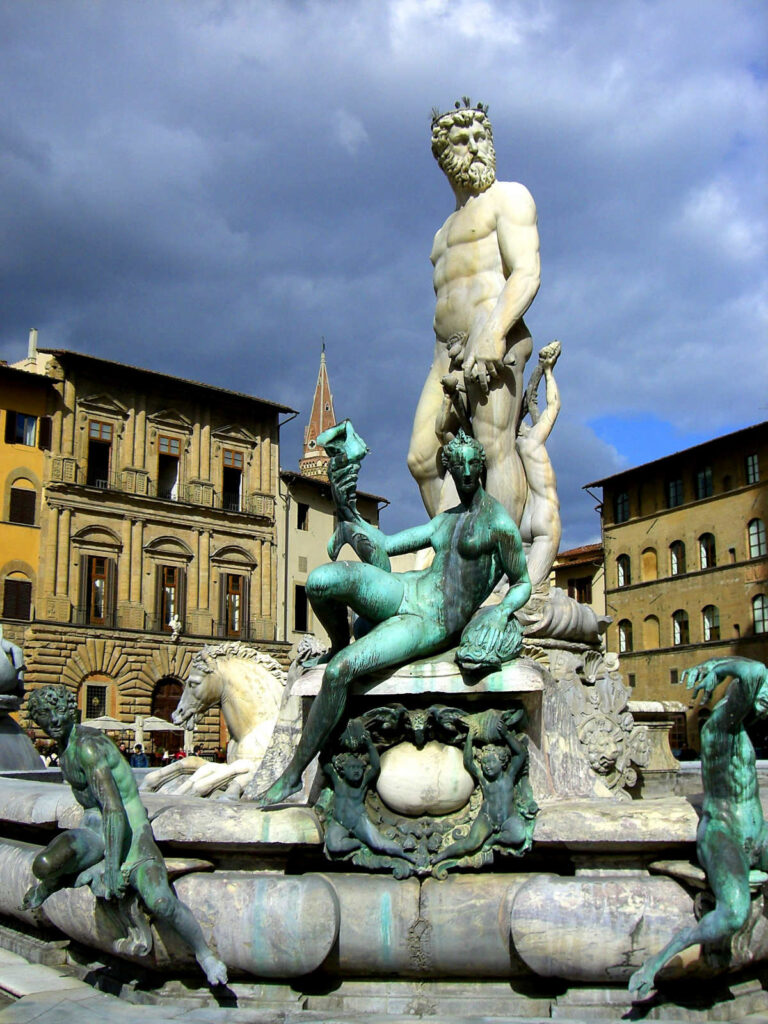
<box><xmin>19</xmin><ymin>622</ymin><xmax>292</xmax><ymax>753</ymax></box>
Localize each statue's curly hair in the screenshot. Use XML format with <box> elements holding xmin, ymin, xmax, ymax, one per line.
<box><xmin>27</xmin><ymin>685</ymin><xmax>77</xmax><ymax>724</ymax></box>
<box><xmin>440</xmin><ymin>429</ymin><xmax>486</xmax><ymax>470</ymax></box>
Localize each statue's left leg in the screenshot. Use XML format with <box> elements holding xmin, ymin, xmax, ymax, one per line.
<box><xmin>433</xmin><ymin>812</ymin><xmax>493</xmax><ymax>864</ymax></box>
<box><xmin>472</xmin><ymin>371</ymin><xmax>527</xmax><ymax>524</ymax></box>
<box><xmin>22</xmin><ymin>828</ymin><xmax>104</xmax><ymax>909</ymax></box>
<box><xmin>629</xmin><ymin>825</ymin><xmax>751</xmax><ymax>1000</ymax></box>
<box><xmin>134</xmin><ymin>860</ymin><xmax>227</xmax><ymax>986</ymax></box>
<box><xmin>256</xmin><ymin>611</ymin><xmax>437</xmax><ymax>807</ymax></box>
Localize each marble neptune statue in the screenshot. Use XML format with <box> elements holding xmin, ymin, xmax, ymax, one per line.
<box><xmin>407</xmin><ymin>99</ymin><xmax>540</xmax><ymax>527</ymax></box>
<box><xmin>256</xmin><ymin>427</ymin><xmax>531</xmax><ymax>807</ymax></box>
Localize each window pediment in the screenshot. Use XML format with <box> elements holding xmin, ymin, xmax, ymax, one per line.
<box><xmin>78</xmin><ymin>394</ymin><xmax>129</xmax><ymax>419</ymax></box>
<box><xmin>71</xmin><ymin>525</ymin><xmax>122</xmax><ymax>550</ymax></box>
<box><xmin>144</xmin><ymin>535</ymin><xmax>194</xmax><ymax>561</ymax></box>
<box><xmin>212</xmin><ymin>423</ymin><xmax>259</xmax><ymax>447</ymax></box>
<box><xmin>148</xmin><ymin>408</ymin><xmax>193</xmax><ymax>432</ymax></box>
<box><xmin>210</xmin><ymin>544</ymin><xmax>257</xmax><ymax>568</ymax></box>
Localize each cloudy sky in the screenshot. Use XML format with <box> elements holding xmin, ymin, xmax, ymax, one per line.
<box><xmin>2</xmin><ymin>0</ymin><xmax>766</xmax><ymax>545</ymax></box>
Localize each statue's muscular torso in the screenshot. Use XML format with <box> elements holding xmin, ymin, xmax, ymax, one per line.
<box><xmin>431</xmin><ymin>180</ymin><xmax>536</xmax><ymax>348</ymax></box>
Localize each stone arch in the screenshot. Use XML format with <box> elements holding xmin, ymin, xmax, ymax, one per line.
<box><xmin>71</xmin><ymin>524</ymin><xmax>122</xmax><ymax>552</ymax></box>
<box><xmin>210</xmin><ymin>544</ymin><xmax>258</xmax><ymax>569</ymax></box>
<box><xmin>60</xmin><ymin>637</ymin><xmax>132</xmax><ymax>690</ymax></box>
<box><xmin>0</xmin><ymin>559</ymin><xmax>36</xmax><ymax>583</ymax></box>
<box><xmin>144</xmin><ymin>535</ymin><xmax>194</xmax><ymax>561</ymax></box>
<box><xmin>136</xmin><ymin>644</ymin><xmax>196</xmax><ymax>695</ymax></box>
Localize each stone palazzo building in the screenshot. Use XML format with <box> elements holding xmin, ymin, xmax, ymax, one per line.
<box><xmin>586</xmin><ymin>421</ymin><xmax>768</xmax><ymax>751</ymax></box>
<box><xmin>7</xmin><ymin>345</ymin><xmax>295</xmax><ymax>753</ymax></box>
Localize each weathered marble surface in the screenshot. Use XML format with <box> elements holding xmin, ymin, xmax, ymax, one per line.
<box><xmin>292</xmin><ymin>653</ymin><xmax>545</xmax><ymax>698</ymax></box>
<box><xmin>510</xmin><ymin>874</ymin><xmax>699</xmax><ymax>982</ymax></box>
<box><xmin>377</xmin><ymin>741</ymin><xmax>474</xmax><ymax>816</ymax></box>
<box><xmin>0</xmin><ymin>837</ymin><xmax>338</xmax><ymax>978</ymax></box>
<box><xmin>0</xmin><ymin>776</ymin><xmax>703</xmax><ymax>848</ymax></box>
<box><xmin>0</xmin><ymin>777</ymin><xmax>323</xmax><ymax>850</ymax></box>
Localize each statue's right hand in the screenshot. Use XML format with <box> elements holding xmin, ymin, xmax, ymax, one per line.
<box><xmin>102</xmin><ymin>868</ymin><xmax>128</xmax><ymax>901</ymax></box>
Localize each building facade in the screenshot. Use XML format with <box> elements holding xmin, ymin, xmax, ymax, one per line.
<box><xmin>277</xmin><ymin>348</ymin><xmax>385</xmax><ymax>647</ymax></box>
<box><xmin>586</xmin><ymin>421</ymin><xmax>768</xmax><ymax>750</ymax></box>
<box><xmin>9</xmin><ymin>345</ymin><xmax>295</xmax><ymax>754</ymax></box>
<box><xmin>552</xmin><ymin>542</ymin><xmax>605</xmax><ymax>612</ymax></box>
<box><xmin>277</xmin><ymin>470</ymin><xmax>384</xmax><ymax>647</ymax></box>
<box><xmin>0</xmin><ymin>359</ymin><xmax>53</xmax><ymax>645</ymax></box>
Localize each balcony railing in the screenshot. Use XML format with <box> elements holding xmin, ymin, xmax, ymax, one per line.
<box><xmin>214</xmin><ymin>618</ymin><xmax>276</xmax><ymax>642</ymax></box>
<box><xmin>69</xmin><ymin>468</ymin><xmax>275</xmax><ymax>520</ymax></box>
<box><xmin>73</xmin><ymin>605</ymin><xmax>117</xmax><ymax>629</ymax></box>
<box><xmin>145</xmin><ymin>615</ymin><xmax>185</xmax><ymax>634</ymax></box>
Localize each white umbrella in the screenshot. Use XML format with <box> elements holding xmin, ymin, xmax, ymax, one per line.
<box><xmin>81</xmin><ymin>714</ymin><xmax>127</xmax><ymax>731</ymax></box>
<box><xmin>140</xmin><ymin>715</ymin><xmax>183</xmax><ymax>732</ymax></box>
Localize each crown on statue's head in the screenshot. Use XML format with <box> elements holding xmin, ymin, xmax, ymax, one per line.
<box><xmin>431</xmin><ymin>97</ymin><xmax>490</xmax><ymax>127</ymax></box>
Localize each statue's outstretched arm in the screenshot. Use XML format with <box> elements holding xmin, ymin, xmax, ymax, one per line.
<box><xmin>85</xmin><ymin>754</ymin><xmax>129</xmax><ymax>898</ymax></box>
<box><xmin>524</xmin><ymin>342</ymin><xmax>561</xmax><ymax>445</ymax></box>
<box><xmin>683</xmin><ymin>657</ymin><xmax>768</xmax><ymax>712</ymax></box>
<box><xmin>463</xmin><ymin>730</ymin><xmax>479</xmax><ymax>781</ymax></box>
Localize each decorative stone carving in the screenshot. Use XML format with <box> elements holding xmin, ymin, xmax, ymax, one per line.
<box><xmin>547</xmin><ymin>648</ymin><xmax>649</xmax><ymax>798</ymax></box>
<box><xmin>315</xmin><ymin>703</ymin><xmax>537</xmax><ymax>878</ymax></box>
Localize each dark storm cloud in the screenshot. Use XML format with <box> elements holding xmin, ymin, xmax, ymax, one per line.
<box><xmin>1</xmin><ymin>0</ymin><xmax>766</xmax><ymax>543</ymax></box>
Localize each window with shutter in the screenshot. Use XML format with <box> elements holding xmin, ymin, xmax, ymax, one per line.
<box><xmin>9</xmin><ymin>487</ymin><xmax>35</xmax><ymax>525</ymax></box>
<box><xmin>2</xmin><ymin>579</ymin><xmax>32</xmax><ymax>620</ymax></box>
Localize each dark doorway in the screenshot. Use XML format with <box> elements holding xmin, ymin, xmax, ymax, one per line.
<box><xmin>151</xmin><ymin>677</ymin><xmax>184</xmax><ymax>757</ymax></box>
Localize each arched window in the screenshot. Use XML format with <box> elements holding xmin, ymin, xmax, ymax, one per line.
<box><xmin>643</xmin><ymin>615</ymin><xmax>660</xmax><ymax>649</ymax></box>
<box><xmin>702</xmin><ymin>605</ymin><xmax>720</xmax><ymax>642</ymax></box>
<box><xmin>618</xmin><ymin>619</ymin><xmax>633</xmax><ymax>653</ymax></box>
<box><xmin>641</xmin><ymin>547</ymin><xmax>658</xmax><ymax>581</ymax></box>
<box><xmin>748</xmin><ymin>519</ymin><xmax>767</xmax><ymax>559</ymax></box>
<box><xmin>669</xmin><ymin>540</ymin><xmax>686</xmax><ymax>576</ymax></box>
<box><xmin>699</xmin><ymin>533</ymin><xmax>716</xmax><ymax>570</ymax></box>
<box><xmin>754</xmin><ymin>595</ymin><xmax>767</xmax><ymax>635</ymax></box>
<box><xmin>613</xmin><ymin>492</ymin><xmax>629</xmax><ymax>524</ymax></box>
<box><xmin>616</xmin><ymin>554</ymin><xmax>631</xmax><ymax>588</ymax></box>
<box><xmin>672</xmin><ymin>609</ymin><xmax>690</xmax><ymax>646</ymax></box>
<box><xmin>8</xmin><ymin>480</ymin><xmax>36</xmax><ymax>525</ymax></box>
<box><xmin>2</xmin><ymin>572</ymin><xmax>32</xmax><ymax>620</ymax></box>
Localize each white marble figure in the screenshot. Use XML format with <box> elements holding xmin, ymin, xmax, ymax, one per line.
<box><xmin>141</xmin><ymin>643</ymin><xmax>286</xmax><ymax>799</ymax></box>
<box><xmin>408</xmin><ymin>100</ymin><xmax>540</xmax><ymax>525</ymax></box>
<box><xmin>515</xmin><ymin>340</ymin><xmax>562</xmax><ymax>591</ymax></box>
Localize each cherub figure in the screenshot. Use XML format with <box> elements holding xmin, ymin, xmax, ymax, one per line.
<box><xmin>629</xmin><ymin>657</ymin><xmax>768</xmax><ymax>1001</ymax></box>
<box><xmin>322</xmin><ymin>720</ymin><xmax>417</xmax><ymax>867</ymax></box>
<box><xmin>433</xmin><ymin>718</ymin><xmax>535</xmax><ymax>864</ymax></box>
<box><xmin>21</xmin><ymin>685</ymin><xmax>227</xmax><ymax>987</ymax></box>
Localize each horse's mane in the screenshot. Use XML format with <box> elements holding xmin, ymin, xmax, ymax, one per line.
<box><xmin>191</xmin><ymin>643</ymin><xmax>287</xmax><ymax>683</ymax></box>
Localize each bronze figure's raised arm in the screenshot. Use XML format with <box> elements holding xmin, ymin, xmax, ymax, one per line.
<box><xmin>255</xmin><ymin>427</ymin><xmax>531</xmax><ymax>807</ymax></box>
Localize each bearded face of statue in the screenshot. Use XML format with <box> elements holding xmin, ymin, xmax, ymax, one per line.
<box><xmin>434</xmin><ymin>114</ymin><xmax>497</xmax><ymax>193</ymax></box>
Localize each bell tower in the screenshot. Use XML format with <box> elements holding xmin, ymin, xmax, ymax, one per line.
<box><xmin>299</xmin><ymin>344</ymin><xmax>337</xmax><ymax>479</ymax></box>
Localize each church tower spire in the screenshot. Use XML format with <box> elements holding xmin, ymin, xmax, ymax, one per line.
<box><xmin>299</xmin><ymin>343</ymin><xmax>337</xmax><ymax>478</ymax></box>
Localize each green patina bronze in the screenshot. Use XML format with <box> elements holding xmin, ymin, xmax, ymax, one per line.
<box><xmin>256</xmin><ymin>426</ymin><xmax>531</xmax><ymax>807</ymax></box>
<box><xmin>433</xmin><ymin>709</ymin><xmax>537</xmax><ymax>869</ymax></box>
<box><xmin>321</xmin><ymin>718</ymin><xmax>418</xmax><ymax>872</ymax></box>
<box><xmin>22</xmin><ymin>685</ymin><xmax>227</xmax><ymax>987</ymax></box>
<box><xmin>629</xmin><ymin>657</ymin><xmax>768</xmax><ymax>1001</ymax></box>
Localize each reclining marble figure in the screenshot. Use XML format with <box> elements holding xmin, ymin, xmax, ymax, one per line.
<box><xmin>21</xmin><ymin>685</ymin><xmax>227</xmax><ymax>986</ymax></box>
<box><xmin>256</xmin><ymin>427</ymin><xmax>531</xmax><ymax>807</ymax></box>
<box><xmin>629</xmin><ymin>657</ymin><xmax>768</xmax><ymax>1000</ymax></box>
